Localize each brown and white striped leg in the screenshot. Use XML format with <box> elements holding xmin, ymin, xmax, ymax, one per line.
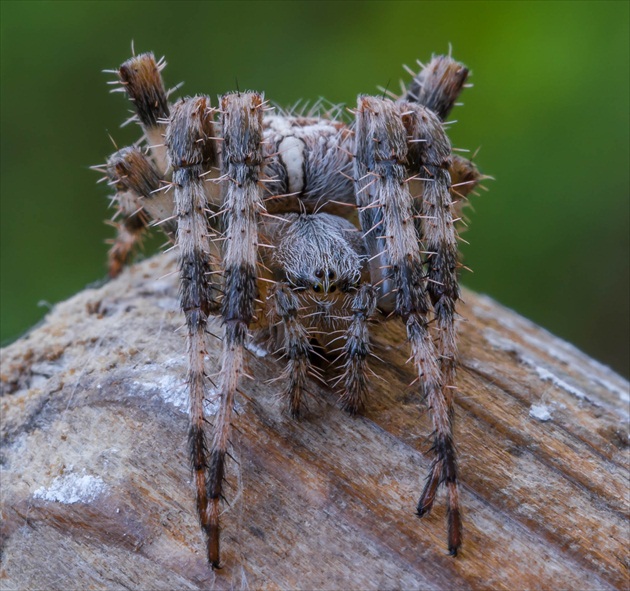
<box><xmin>402</xmin><ymin>100</ymin><xmax>462</xmax><ymax>554</ymax></box>
<box><xmin>207</xmin><ymin>92</ymin><xmax>265</xmax><ymax>568</ymax></box>
<box><xmin>339</xmin><ymin>284</ymin><xmax>376</xmax><ymax>415</ymax></box>
<box><xmin>406</xmin><ymin>104</ymin><xmax>460</xmax><ymax>388</ymax></box>
<box><xmin>369</xmin><ymin>52</ymin><xmax>471</xmax><ymax>555</ymax></box>
<box><xmin>355</xmin><ymin>96</ymin><xmax>461</xmax><ymax>555</ymax></box>
<box><xmin>165</xmin><ymin>96</ymin><xmax>221</xmax><ymax>566</ymax></box>
<box><xmin>270</xmin><ymin>283</ymin><xmax>313</xmax><ymax>418</ymax></box>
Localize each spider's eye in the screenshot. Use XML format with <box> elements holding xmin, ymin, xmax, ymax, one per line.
<box><xmin>313</xmin><ymin>284</ymin><xmax>322</xmax><ymax>293</ymax></box>
<box><xmin>315</xmin><ymin>269</ymin><xmax>324</xmax><ymax>279</ymax></box>
<box><xmin>329</xmin><ymin>285</ymin><xmax>337</xmax><ymax>293</ymax></box>
<box><xmin>328</xmin><ymin>270</ymin><xmax>336</xmax><ymax>280</ymax></box>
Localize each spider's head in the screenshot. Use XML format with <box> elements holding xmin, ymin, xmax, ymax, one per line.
<box><xmin>275</xmin><ymin>213</ymin><xmax>366</xmax><ymax>298</ymax></box>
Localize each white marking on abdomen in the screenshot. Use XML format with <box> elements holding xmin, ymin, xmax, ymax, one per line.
<box><xmin>278</xmin><ymin>135</ymin><xmax>305</xmax><ymax>194</ymax></box>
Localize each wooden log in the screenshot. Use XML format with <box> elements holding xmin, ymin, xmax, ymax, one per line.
<box><xmin>1</xmin><ymin>252</ymin><xmax>628</xmax><ymax>590</ymax></box>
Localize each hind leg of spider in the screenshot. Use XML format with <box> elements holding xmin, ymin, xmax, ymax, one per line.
<box><xmin>100</xmin><ymin>52</ymin><xmax>183</xmax><ymax>277</ymax></box>
<box><xmin>112</xmin><ymin>52</ymin><xmax>172</xmax><ymax>173</ymax></box>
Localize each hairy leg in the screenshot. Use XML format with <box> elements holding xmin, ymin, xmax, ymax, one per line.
<box><xmin>339</xmin><ymin>284</ymin><xmax>377</xmax><ymax>414</ymax></box>
<box><xmin>403</xmin><ymin>54</ymin><xmax>469</xmax><ymax>121</ymax></box>
<box><xmin>355</xmin><ymin>95</ymin><xmax>461</xmax><ymax>555</ymax></box>
<box><xmin>165</xmin><ymin>95</ymin><xmax>221</xmax><ymax>566</ymax></box>
<box><xmin>115</xmin><ymin>52</ymin><xmax>171</xmax><ymax>173</ymax></box>
<box><xmin>402</xmin><ymin>55</ymin><xmax>482</xmax><ymax>228</ymax></box>
<box><xmin>103</xmin><ymin>148</ymin><xmax>155</xmax><ymax>276</ymax></box>
<box><xmin>207</xmin><ymin>92</ymin><xmax>265</xmax><ymax>568</ymax></box>
<box><xmin>402</xmin><ymin>100</ymin><xmax>462</xmax><ymax>555</ymax></box>
<box><xmin>269</xmin><ymin>282</ymin><xmax>314</xmax><ymax>417</ymax></box>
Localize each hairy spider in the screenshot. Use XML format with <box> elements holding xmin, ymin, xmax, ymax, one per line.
<box><xmin>96</xmin><ymin>49</ymin><xmax>484</xmax><ymax>568</ymax></box>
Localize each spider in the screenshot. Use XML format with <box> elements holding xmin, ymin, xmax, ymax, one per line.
<box><xmin>96</xmin><ymin>49</ymin><xmax>484</xmax><ymax>568</ymax></box>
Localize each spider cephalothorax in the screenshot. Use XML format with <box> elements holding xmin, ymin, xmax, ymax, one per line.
<box><xmin>97</xmin><ymin>49</ymin><xmax>485</xmax><ymax>567</ymax></box>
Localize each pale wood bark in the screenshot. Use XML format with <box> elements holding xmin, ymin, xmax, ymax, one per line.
<box><xmin>1</xmin><ymin>252</ymin><xmax>628</xmax><ymax>591</ymax></box>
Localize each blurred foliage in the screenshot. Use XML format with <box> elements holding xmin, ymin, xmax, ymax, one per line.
<box><xmin>1</xmin><ymin>1</ymin><xmax>628</xmax><ymax>378</ymax></box>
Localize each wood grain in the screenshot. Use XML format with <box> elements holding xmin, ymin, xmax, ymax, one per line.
<box><xmin>1</xmin><ymin>252</ymin><xmax>628</xmax><ymax>590</ymax></box>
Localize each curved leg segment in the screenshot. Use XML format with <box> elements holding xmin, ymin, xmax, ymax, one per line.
<box><xmin>403</xmin><ymin>54</ymin><xmax>469</xmax><ymax>121</ymax></box>
<box><xmin>104</xmin><ymin>148</ymin><xmax>161</xmax><ymax>277</ymax></box>
<box><xmin>116</xmin><ymin>52</ymin><xmax>171</xmax><ymax>173</ymax></box>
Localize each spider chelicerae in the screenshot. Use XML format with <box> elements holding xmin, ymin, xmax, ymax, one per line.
<box><xmin>96</xmin><ymin>49</ymin><xmax>484</xmax><ymax>568</ymax></box>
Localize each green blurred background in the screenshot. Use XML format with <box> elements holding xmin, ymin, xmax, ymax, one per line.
<box><xmin>1</xmin><ymin>1</ymin><xmax>628</xmax><ymax>378</ymax></box>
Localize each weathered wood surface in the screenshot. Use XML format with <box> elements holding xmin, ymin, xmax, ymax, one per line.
<box><xmin>1</xmin><ymin>252</ymin><xmax>628</xmax><ymax>591</ymax></box>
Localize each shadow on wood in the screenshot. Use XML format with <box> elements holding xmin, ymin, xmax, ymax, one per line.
<box><xmin>1</xmin><ymin>252</ymin><xmax>628</xmax><ymax>590</ymax></box>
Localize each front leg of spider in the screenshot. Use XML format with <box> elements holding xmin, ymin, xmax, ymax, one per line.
<box><xmin>354</xmin><ymin>96</ymin><xmax>462</xmax><ymax>556</ymax></box>
<box><xmin>404</xmin><ymin>101</ymin><xmax>462</xmax><ymax>556</ymax></box>
<box><xmin>207</xmin><ymin>92</ymin><xmax>266</xmax><ymax>568</ymax></box>
<box><xmin>165</xmin><ymin>95</ymin><xmax>222</xmax><ymax>567</ymax></box>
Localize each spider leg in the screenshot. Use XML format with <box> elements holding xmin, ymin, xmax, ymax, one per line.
<box><xmin>104</xmin><ymin>149</ymin><xmax>153</xmax><ymax>277</ymax></box>
<box><xmin>339</xmin><ymin>284</ymin><xmax>377</xmax><ymax>414</ymax></box>
<box><xmin>207</xmin><ymin>92</ymin><xmax>265</xmax><ymax>568</ymax></box>
<box><xmin>403</xmin><ymin>103</ymin><xmax>459</xmax><ymax>406</ymax></box>
<box><xmin>104</xmin><ymin>147</ymin><xmax>176</xmax><ymax>277</ymax></box>
<box><xmin>403</xmin><ymin>54</ymin><xmax>469</xmax><ymax>121</ymax></box>
<box><xmin>269</xmin><ymin>282</ymin><xmax>314</xmax><ymax>418</ymax></box>
<box><xmin>165</xmin><ymin>95</ymin><xmax>221</xmax><ymax>566</ymax></box>
<box><xmin>355</xmin><ymin>96</ymin><xmax>461</xmax><ymax>555</ymax></box>
<box><xmin>116</xmin><ymin>52</ymin><xmax>171</xmax><ymax>173</ymax></box>
<box><xmin>401</xmin><ymin>55</ymin><xmax>478</xmax><ymax>555</ymax></box>
<box><xmin>101</xmin><ymin>52</ymin><xmax>176</xmax><ymax>276</ymax></box>
<box><xmin>402</xmin><ymin>100</ymin><xmax>462</xmax><ymax>555</ymax></box>
<box><xmin>401</xmin><ymin>55</ymin><xmax>483</xmax><ymax>223</ymax></box>
<box><xmin>448</xmin><ymin>154</ymin><xmax>483</xmax><ymax>222</ymax></box>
